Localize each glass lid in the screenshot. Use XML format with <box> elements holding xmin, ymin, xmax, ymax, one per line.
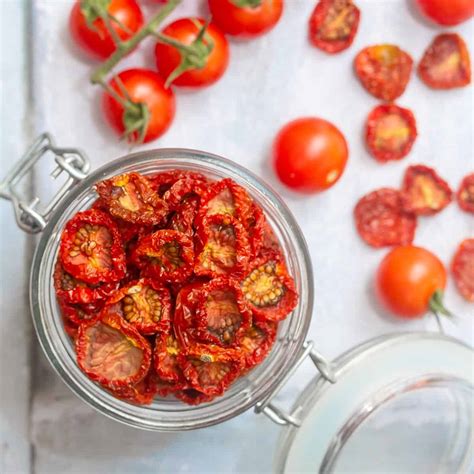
<box><xmin>275</xmin><ymin>332</ymin><xmax>474</xmax><ymax>473</ymax></box>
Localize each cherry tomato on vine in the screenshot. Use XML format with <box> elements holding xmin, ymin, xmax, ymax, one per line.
<box><xmin>415</xmin><ymin>0</ymin><xmax>474</xmax><ymax>26</ymax></box>
<box><xmin>102</xmin><ymin>69</ymin><xmax>175</xmax><ymax>143</ymax></box>
<box><xmin>155</xmin><ymin>18</ymin><xmax>229</xmax><ymax>88</ymax></box>
<box><xmin>272</xmin><ymin>117</ymin><xmax>348</xmax><ymax>194</ymax></box>
<box><xmin>376</xmin><ymin>245</ymin><xmax>449</xmax><ymax>319</ymax></box>
<box><xmin>208</xmin><ymin>0</ymin><xmax>283</xmax><ymax>38</ymax></box>
<box><xmin>69</xmin><ymin>0</ymin><xmax>144</xmax><ymax>60</ymax></box>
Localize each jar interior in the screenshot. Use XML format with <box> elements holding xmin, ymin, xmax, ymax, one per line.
<box><xmin>31</xmin><ymin>149</ymin><xmax>313</xmax><ymax>430</ymax></box>
<box><xmin>325</xmin><ymin>377</ymin><xmax>474</xmax><ymax>473</ymax></box>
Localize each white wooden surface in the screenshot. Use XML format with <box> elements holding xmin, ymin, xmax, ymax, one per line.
<box><xmin>1</xmin><ymin>0</ymin><xmax>473</xmax><ymax>473</ymax></box>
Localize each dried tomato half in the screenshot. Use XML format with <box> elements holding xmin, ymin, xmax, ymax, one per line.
<box><xmin>154</xmin><ymin>332</ymin><xmax>187</xmax><ymax>385</ymax></box>
<box><xmin>457</xmin><ymin>173</ymin><xmax>474</xmax><ymax>214</ymax></box>
<box><xmin>96</xmin><ymin>172</ymin><xmax>168</xmax><ymax>225</ymax></box>
<box><xmin>174</xmin><ymin>389</ymin><xmax>215</xmax><ymax>405</ymax></box>
<box><xmin>169</xmin><ymin>197</ymin><xmax>200</xmax><ymax>238</ymax></box>
<box><xmin>401</xmin><ymin>165</ymin><xmax>452</xmax><ymax>215</ymax></box>
<box><xmin>133</xmin><ymin>230</ymin><xmax>194</xmax><ymax>283</ymax></box>
<box><xmin>198</xmin><ymin>178</ymin><xmax>254</xmax><ymax>229</ymax></box>
<box><xmin>452</xmin><ymin>239</ymin><xmax>474</xmax><ymax>302</ymax></box>
<box><xmin>355</xmin><ymin>45</ymin><xmax>413</xmax><ymax>101</ymax></box>
<box><xmin>309</xmin><ymin>0</ymin><xmax>360</xmax><ymax>54</ymax></box>
<box><xmin>60</xmin><ymin>300</ymin><xmax>103</xmax><ymax>327</ymax></box>
<box><xmin>240</xmin><ymin>253</ymin><xmax>298</xmax><ymax>322</ymax></box>
<box><xmin>193</xmin><ymin>278</ymin><xmax>252</xmax><ymax>347</ymax></box>
<box><xmin>418</xmin><ymin>33</ymin><xmax>471</xmax><ymax>89</ymax></box>
<box><xmin>59</xmin><ymin>209</ymin><xmax>126</xmax><ymax>285</ymax></box>
<box><xmin>179</xmin><ymin>344</ymin><xmax>242</xmax><ymax>396</ymax></box>
<box><xmin>240</xmin><ymin>321</ymin><xmax>277</xmax><ymax>371</ymax></box>
<box><xmin>365</xmin><ymin>104</ymin><xmax>417</xmax><ymax>162</ymax></box>
<box><xmin>149</xmin><ymin>170</ymin><xmax>208</xmax><ymax>195</ymax></box>
<box><xmin>102</xmin><ymin>279</ymin><xmax>171</xmax><ymax>335</ymax></box>
<box><xmin>54</xmin><ymin>261</ymin><xmax>118</xmax><ymax>305</ymax></box>
<box><xmin>195</xmin><ymin>214</ymin><xmax>250</xmax><ymax>277</ymax></box>
<box><xmin>354</xmin><ymin>188</ymin><xmax>417</xmax><ymax>248</ymax></box>
<box><xmin>163</xmin><ymin>177</ymin><xmax>207</xmax><ymax>210</ymax></box>
<box><xmin>111</xmin><ymin>372</ymin><xmax>158</xmax><ymax>405</ymax></box>
<box><xmin>76</xmin><ymin>313</ymin><xmax>151</xmax><ymax>390</ymax></box>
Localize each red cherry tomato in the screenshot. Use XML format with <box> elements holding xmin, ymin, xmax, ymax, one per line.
<box><xmin>208</xmin><ymin>0</ymin><xmax>283</xmax><ymax>38</ymax></box>
<box><xmin>102</xmin><ymin>69</ymin><xmax>175</xmax><ymax>143</ymax></box>
<box><xmin>69</xmin><ymin>0</ymin><xmax>144</xmax><ymax>60</ymax></box>
<box><xmin>416</xmin><ymin>0</ymin><xmax>474</xmax><ymax>25</ymax></box>
<box><xmin>272</xmin><ymin>117</ymin><xmax>348</xmax><ymax>193</ymax></box>
<box><xmin>155</xmin><ymin>18</ymin><xmax>229</xmax><ymax>88</ymax></box>
<box><xmin>376</xmin><ymin>245</ymin><xmax>447</xmax><ymax>318</ymax></box>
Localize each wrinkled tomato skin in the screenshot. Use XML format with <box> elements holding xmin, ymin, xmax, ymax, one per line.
<box><xmin>60</xmin><ymin>300</ymin><xmax>103</xmax><ymax>327</ymax></box>
<box><xmin>149</xmin><ymin>170</ymin><xmax>208</xmax><ymax>195</ymax></box>
<box><xmin>59</xmin><ymin>209</ymin><xmax>126</xmax><ymax>285</ymax></box>
<box><xmin>309</xmin><ymin>0</ymin><xmax>360</xmax><ymax>54</ymax></box>
<box><xmin>451</xmin><ymin>239</ymin><xmax>474</xmax><ymax>302</ymax></box>
<box><xmin>365</xmin><ymin>104</ymin><xmax>417</xmax><ymax>162</ymax></box>
<box><xmin>154</xmin><ymin>332</ymin><xmax>187</xmax><ymax>385</ymax></box>
<box><xmin>163</xmin><ymin>177</ymin><xmax>207</xmax><ymax>211</ymax></box>
<box><xmin>355</xmin><ymin>45</ymin><xmax>413</xmax><ymax>101</ymax></box>
<box><xmin>376</xmin><ymin>245</ymin><xmax>447</xmax><ymax>318</ymax></box>
<box><xmin>416</xmin><ymin>0</ymin><xmax>474</xmax><ymax>26</ymax></box>
<box><xmin>418</xmin><ymin>34</ymin><xmax>471</xmax><ymax>90</ymax></box>
<box><xmin>76</xmin><ymin>313</ymin><xmax>152</xmax><ymax>390</ymax></box>
<box><xmin>111</xmin><ymin>373</ymin><xmax>158</xmax><ymax>405</ymax></box>
<box><xmin>457</xmin><ymin>173</ymin><xmax>474</xmax><ymax>214</ymax></box>
<box><xmin>240</xmin><ymin>252</ymin><xmax>298</xmax><ymax>322</ymax></box>
<box><xmin>240</xmin><ymin>321</ymin><xmax>277</xmax><ymax>372</ymax></box>
<box><xmin>354</xmin><ymin>188</ymin><xmax>417</xmax><ymax>248</ymax></box>
<box><xmin>133</xmin><ymin>229</ymin><xmax>195</xmax><ymax>283</ymax></box>
<box><xmin>102</xmin><ymin>69</ymin><xmax>175</xmax><ymax>143</ymax></box>
<box><xmin>155</xmin><ymin>18</ymin><xmax>229</xmax><ymax>88</ymax></box>
<box><xmin>174</xmin><ymin>388</ymin><xmax>215</xmax><ymax>405</ymax></box>
<box><xmin>401</xmin><ymin>165</ymin><xmax>452</xmax><ymax>216</ymax></box>
<box><xmin>273</xmin><ymin>117</ymin><xmax>348</xmax><ymax>194</ymax></box>
<box><xmin>69</xmin><ymin>0</ymin><xmax>144</xmax><ymax>60</ymax></box>
<box><xmin>208</xmin><ymin>0</ymin><xmax>283</xmax><ymax>38</ymax></box>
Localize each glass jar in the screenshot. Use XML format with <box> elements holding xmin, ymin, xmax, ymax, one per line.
<box><xmin>2</xmin><ymin>135</ymin><xmax>473</xmax><ymax>471</ymax></box>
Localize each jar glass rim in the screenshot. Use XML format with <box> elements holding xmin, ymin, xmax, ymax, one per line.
<box><xmin>30</xmin><ymin>147</ymin><xmax>314</xmax><ymax>431</ymax></box>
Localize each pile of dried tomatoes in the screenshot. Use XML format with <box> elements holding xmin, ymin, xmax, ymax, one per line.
<box><xmin>54</xmin><ymin>170</ymin><xmax>298</xmax><ymax>405</ymax></box>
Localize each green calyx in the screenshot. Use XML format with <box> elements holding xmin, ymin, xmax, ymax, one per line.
<box><xmin>429</xmin><ymin>289</ymin><xmax>453</xmax><ymax>318</ymax></box>
<box><xmin>230</xmin><ymin>0</ymin><xmax>263</xmax><ymax>8</ymax></box>
<box><xmin>80</xmin><ymin>0</ymin><xmax>111</xmax><ymax>29</ymax></box>
<box><xmin>157</xmin><ymin>19</ymin><xmax>215</xmax><ymax>88</ymax></box>
<box><xmin>122</xmin><ymin>101</ymin><xmax>150</xmax><ymax>144</ymax></box>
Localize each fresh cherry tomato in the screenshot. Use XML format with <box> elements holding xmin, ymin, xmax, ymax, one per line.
<box><xmin>401</xmin><ymin>165</ymin><xmax>452</xmax><ymax>216</ymax></box>
<box><xmin>102</xmin><ymin>69</ymin><xmax>175</xmax><ymax>143</ymax></box>
<box><xmin>457</xmin><ymin>173</ymin><xmax>474</xmax><ymax>214</ymax></box>
<box><xmin>309</xmin><ymin>0</ymin><xmax>360</xmax><ymax>54</ymax></box>
<box><xmin>273</xmin><ymin>117</ymin><xmax>348</xmax><ymax>194</ymax></box>
<box><xmin>355</xmin><ymin>45</ymin><xmax>413</xmax><ymax>101</ymax></box>
<box><xmin>418</xmin><ymin>33</ymin><xmax>471</xmax><ymax>90</ymax></box>
<box><xmin>155</xmin><ymin>18</ymin><xmax>229</xmax><ymax>88</ymax></box>
<box><xmin>451</xmin><ymin>239</ymin><xmax>474</xmax><ymax>302</ymax></box>
<box><xmin>365</xmin><ymin>104</ymin><xmax>417</xmax><ymax>163</ymax></box>
<box><xmin>415</xmin><ymin>0</ymin><xmax>474</xmax><ymax>26</ymax></box>
<box><xmin>376</xmin><ymin>245</ymin><xmax>447</xmax><ymax>318</ymax></box>
<box><xmin>208</xmin><ymin>0</ymin><xmax>283</xmax><ymax>38</ymax></box>
<box><xmin>69</xmin><ymin>0</ymin><xmax>144</xmax><ymax>60</ymax></box>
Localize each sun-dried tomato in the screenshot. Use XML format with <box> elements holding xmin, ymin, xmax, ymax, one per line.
<box><xmin>174</xmin><ymin>388</ymin><xmax>215</xmax><ymax>405</ymax></box>
<box><xmin>309</xmin><ymin>0</ymin><xmax>360</xmax><ymax>54</ymax></box>
<box><xmin>60</xmin><ymin>300</ymin><xmax>103</xmax><ymax>326</ymax></box>
<box><xmin>179</xmin><ymin>343</ymin><xmax>242</xmax><ymax>396</ymax></box>
<box><xmin>54</xmin><ymin>261</ymin><xmax>118</xmax><ymax>305</ymax></box>
<box><xmin>240</xmin><ymin>321</ymin><xmax>277</xmax><ymax>371</ymax></box>
<box><xmin>195</xmin><ymin>214</ymin><xmax>250</xmax><ymax>277</ymax></box>
<box><xmin>451</xmin><ymin>239</ymin><xmax>474</xmax><ymax>302</ymax></box>
<box><xmin>76</xmin><ymin>313</ymin><xmax>152</xmax><ymax>390</ymax></box>
<box><xmin>163</xmin><ymin>177</ymin><xmax>207</xmax><ymax>210</ymax></box>
<box><xmin>102</xmin><ymin>279</ymin><xmax>171</xmax><ymax>335</ymax></box>
<box><xmin>198</xmin><ymin>178</ymin><xmax>254</xmax><ymax>229</ymax></box>
<box><xmin>457</xmin><ymin>173</ymin><xmax>474</xmax><ymax>214</ymax></box>
<box><xmin>132</xmin><ymin>230</ymin><xmax>194</xmax><ymax>283</ymax></box>
<box><xmin>418</xmin><ymin>33</ymin><xmax>471</xmax><ymax>90</ymax></box>
<box><xmin>96</xmin><ymin>172</ymin><xmax>168</xmax><ymax>225</ymax></box>
<box><xmin>354</xmin><ymin>188</ymin><xmax>417</xmax><ymax>248</ymax></box>
<box><xmin>193</xmin><ymin>278</ymin><xmax>252</xmax><ymax>347</ymax></box>
<box><xmin>59</xmin><ymin>209</ymin><xmax>126</xmax><ymax>285</ymax></box>
<box><xmin>149</xmin><ymin>170</ymin><xmax>208</xmax><ymax>195</ymax></box>
<box><xmin>111</xmin><ymin>372</ymin><xmax>158</xmax><ymax>405</ymax></box>
<box><xmin>401</xmin><ymin>165</ymin><xmax>452</xmax><ymax>215</ymax></box>
<box><xmin>154</xmin><ymin>332</ymin><xmax>187</xmax><ymax>385</ymax></box>
<box><xmin>169</xmin><ymin>197</ymin><xmax>200</xmax><ymax>238</ymax></box>
<box><xmin>355</xmin><ymin>44</ymin><xmax>413</xmax><ymax>101</ymax></box>
<box><xmin>240</xmin><ymin>253</ymin><xmax>298</xmax><ymax>322</ymax></box>
<box><xmin>365</xmin><ymin>104</ymin><xmax>417</xmax><ymax>162</ymax></box>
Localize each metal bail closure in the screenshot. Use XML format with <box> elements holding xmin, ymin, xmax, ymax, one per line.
<box><xmin>255</xmin><ymin>341</ymin><xmax>336</xmax><ymax>427</ymax></box>
<box><xmin>0</xmin><ymin>133</ymin><xmax>90</xmax><ymax>234</ymax></box>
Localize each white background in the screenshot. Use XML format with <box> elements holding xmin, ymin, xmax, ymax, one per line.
<box><xmin>1</xmin><ymin>0</ymin><xmax>473</xmax><ymax>472</ymax></box>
